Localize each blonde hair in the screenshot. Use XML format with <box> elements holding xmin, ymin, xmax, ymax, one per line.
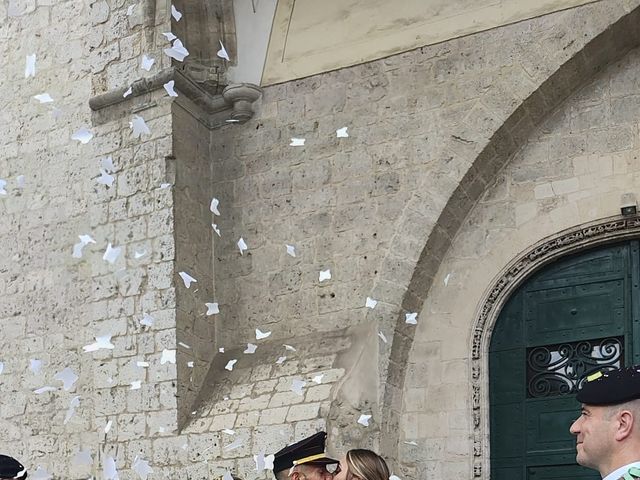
<box><xmin>345</xmin><ymin>449</ymin><xmax>390</xmax><ymax>480</ymax></box>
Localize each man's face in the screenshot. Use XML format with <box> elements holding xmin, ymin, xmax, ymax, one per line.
<box><xmin>291</xmin><ymin>464</ymin><xmax>334</xmax><ymax>480</ymax></box>
<box><xmin>569</xmin><ymin>404</ymin><xmax>616</xmax><ymax>471</ymax></box>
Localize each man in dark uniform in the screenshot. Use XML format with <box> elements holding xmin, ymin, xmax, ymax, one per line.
<box><xmin>0</xmin><ymin>455</ymin><xmax>27</xmax><ymax>479</ymax></box>
<box><xmin>272</xmin><ymin>431</ymin><xmax>339</xmax><ymax>480</ymax></box>
<box><xmin>570</xmin><ymin>366</ymin><xmax>640</xmax><ymax>480</ymax></box>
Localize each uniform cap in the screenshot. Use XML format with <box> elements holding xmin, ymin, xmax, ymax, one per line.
<box><xmin>0</xmin><ymin>455</ymin><xmax>27</xmax><ymax>479</ymax></box>
<box><xmin>576</xmin><ymin>365</ymin><xmax>640</xmax><ymax>405</ymax></box>
<box><xmin>272</xmin><ymin>432</ymin><xmax>338</xmax><ymax>475</ymax></box>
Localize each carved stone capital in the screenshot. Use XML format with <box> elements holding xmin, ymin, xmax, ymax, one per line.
<box><xmin>222</xmin><ymin>83</ymin><xmax>263</xmax><ymax>122</ymax></box>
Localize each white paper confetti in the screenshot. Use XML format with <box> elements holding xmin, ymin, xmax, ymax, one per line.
<box><xmin>97</xmin><ymin>169</ymin><xmax>115</xmax><ymax>187</ymax></box>
<box><xmin>312</xmin><ymin>374</ymin><xmax>324</xmax><ymax>384</ymax></box>
<box><xmin>83</xmin><ymin>334</ymin><xmax>115</xmax><ymax>352</ymax></box>
<box><xmin>54</xmin><ymin>367</ymin><xmax>79</xmax><ymax>390</ymax></box>
<box><xmin>224</xmin><ymin>439</ymin><xmax>243</xmax><ymax>451</ymax></box>
<box><xmin>137</xmin><ymin>361</ymin><xmax>149</xmax><ymax>368</ymax></box>
<box><xmin>0</xmin><ymin>179</ymin><xmax>6</xmax><ymax>196</ymax></box>
<box><xmin>358</xmin><ymin>414</ymin><xmax>372</xmax><ymax>426</ymax></box>
<box><xmin>29</xmin><ymin>358</ymin><xmax>42</xmax><ymax>374</ymax></box>
<box><xmin>336</xmin><ymin>127</ymin><xmax>349</xmax><ymax>138</ymax></box>
<box><xmin>134</xmin><ymin>249</ymin><xmax>147</xmax><ymax>259</ymax></box>
<box><xmin>105</xmin><ymin>419</ymin><xmax>113</xmax><ymax>433</ymax></box>
<box><xmin>178</xmin><ymin>341</ymin><xmax>190</xmax><ymax>349</ymax></box>
<box><xmin>224</xmin><ymin>359</ymin><xmax>237</xmax><ymax>371</ymax></box>
<box><xmin>163</xmin><ymin>80</ymin><xmax>178</xmax><ymax>97</ymax></box>
<box><xmin>244</xmin><ymin>343</ymin><xmax>257</xmax><ymax>354</ymax></box>
<box><xmin>444</xmin><ymin>273</ymin><xmax>451</xmax><ymax>286</ymax></box>
<box><xmin>319</xmin><ymin>269</ymin><xmax>331</xmax><ymax>282</ymax></box>
<box><xmin>219</xmin><ymin>347</ymin><xmax>225</xmax><ymax>353</ymax></box>
<box><xmin>378</xmin><ymin>331</ymin><xmax>388</xmax><ymax>343</ymax></box>
<box><xmin>256</xmin><ymin>328</ymin><xmax>271</xmax><ymax>340</ymax></box>
<box><xmin>206</xmin><ymin>302</ymin><xmax>219</xmax><ymax>315</ymax></box>
<box><xmin>404</xmin><ymin>440</ymin><xmax>418</xmax><ymax>446</ymax></box>
<box><xmin>73</xmin><ymin>449</ymin><xmax>92</xmax><ymax>465</ymax></box>
<box><xmin>222</xmin><ymin>470</ymin><xmax>234</xmax><ymax>480</ymax></box>
<box><xmin>160</xmin><ymin>183</ymin><xmax>172</xmax><ymax>189</ymax></box>
<box><xmin>222</xmin><ymin>428</ymin><xmax>235</xmax><ymax>435</ymax></box>
<box><xmin>141</xmin><ymin>54</ymin><xmax>155</xmax><ymax>71</ymax></box>
<box><xmin>162</xmin><ymin>32</ymin><xmax>176</xmax><ymax>41</ymax></box>
<box><xmin>217</xmin><ymin>40</ymin><xmax>230</xmax><ymax>61</ymax></box>
<box><xmin>131</xmin><ymin>380</ymin><xmax>142</xmax><ymax>390</ymax></box>
<box><xmin>290</xmin><ymin>138</ymin><xmax>305</xmax><ymax>146</ymax></box>
<box><xmin>34</xmin><ymin>93</ymin><xmax>53</xmax><ymax>103</ymax></box>
<box><xmin>25</xmin><ymin>53</ymin><xmax>36</xmax><ymax>78</ymax></box>
<box><xmin>140</xmin><ymin>313</ymin><xmax>154</xmax><ymax>327</ymax></box>
<box><xmin>103</xmin><ymin>243</ymin><xmax>122</xmax><ymax>264</ymax></box>
<box><xmin>30</xmin><ymin>466</ymin><xmax>52</xmax><ymax>480</ymax></box>
<box><xmin>160</xmin><ymin>349</ymin><xmax>176</xmax><ymax>364</ymax></box>
<box><xmin>72</xmin><ymin>234</ymin><xmax>96</xmax><ymax>258</ymax></box>
<box><xmin>212</xmin><ymin>224</ymin><xmax>221</xmax><ymax>236</ymax></box>
<box><xmin>130</xmin><ymin>115</ymin><xmax>151</xmax><ymax>138</ymax></box>
<box><xmin>291</xmin><ymin>378</ymin><xmax>306</xmax><ymax>395</ymax></box>
<box><xmin>171</xmin><ymin>4</ymin><xmax>182</xmax><ymax>20</ymax></box>
<box><xmin>0</xmin><ymin>362</ymin><xmax>4</xmax><ymax>374</ymax></box>
<box><xmin>264</xmin><ymin>454</ymin><xmax>275</xmax><ymax>470</ymax></box>
<box><xmin>34</xmin><ymin>386</ymin><xmax>56</xmax><ymax>394</ymax></box>
<box><xmin>123</xmin><ymin>86</ymin><xmax>133</xmax><ymax>98</ymax></box>
<box><xmin>210</xmin><ymin>197</ymin><xmax>221</xmax><ymax>215</ymax></box>
<box><xmin>179</xmin><ymin>271</ymin><xmax>197</xmax><ymax>288</ymax></box>
<box><xmin>365</xmin><ymin>297</ymin><xmax>378</xmax><ymax>309</ymax></box>
<box><xmin>285</xmin><ymin>244</ymin><xmax>296</xmax><ymax>257</ymax></box>
<box><xmin>284</xmin><ymin>344</ymin><xmax>297</xmax><ymax>351</ymax></box>
<box><xmin>237</xmin><ymin>237</ymin><xmax>248</xmax><ymax>255</ymax></box>
<box><xmin>103</xmin><ymin>456</ymin><xmax>119</xmax><ymax>480</ymax></box>
<box><xmin>405</xmin><ymin>312</ymin><xmax>418</xmax><ymax>325</ymax></box>
<box><xmin>389</xmin><ymin>475</ymin><xmax>402</xmax><ymax>480</ymax></box>
<box><xmin>276</xmin><ymin>356</ymin><xmax>287</xmax><ymax>364</ymax></box>
<box><xmin>126</xmin><ymin>4</ymin><xmax>135</xmax><ymax>15</ymax></box>
<box><xmin>133</xmin><ymin>456</ymin><xmax>153</xmax><ymax>480</ymax></box>
<box><xmin>164</xmin><ymin>38</ymin><xmax>189</xmax><ymax>61</ymax></box>
<box><xmin>64</xmin><ymin>395</ymin><xmax>81</xmax><ymax>424</ymax></box>
<box><xmin>254</xmin><ymin>453</ymin><xmax>267</xmax><ymax>472</ymax></box>
<box><xmin>51</xmin><ymin>107</ymin><xmax>63</xmax><ymax>120</ymax></box>
<box><xmin>101</xmin><ymin>156</ymin><xmax>115</xmax><ymax>172</ymax></box>
<box><xmin>71</xmin><ymin>128</ymin><xmax>94</xmax><ymax>144</ymax></box>
<box><xmin>16</xmin><ymin>175</ymin><xmax>25</xmax><ymax>189</ymax></box>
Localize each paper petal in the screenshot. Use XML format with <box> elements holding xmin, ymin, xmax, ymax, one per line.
<box><xmin>0</xmin><ymin>179</ymin><xmax>6</xmax><ymax>196</ymax></box>
<box><xmin>319</xmin><ymin>269</ymin><xmax>331</xmax><ymax>282</ymax></box>
<box><xmin>365</xmin><ymin>297</ymin><xmax>378</xmax><ymax>309</ymax></box>
<box><xmin>133</xmin><ymin>457</ymin><xmax>153</xmax><ymax>480</ymax></box>
<box><xmin>100</xmin><ymin>156</ymin><xmax>115</xmax><ymax>172</ymax></box>
<box><xmin>222</xmin><ymin>471</ymin><xmax>234</xmax><ymax>480</ymax></box>
<box><xmin>254</xmin><ymin>453</ymin><xmax>266</xmax><ymax>472</ymax></box>
<box><xmin>444</xmin><ymin>273</ymin><xmax>451</xmax><ymax>286</ymax></box>
<box><xmin>25</xmin><ymin>54</ymin><xmax>36</xmax><ymax>78</ymax></box>
<box><xmin>126</xmin><ymin>4</ymin><xmax>135</xmax><ymax>15</ymax></box>
<box><xmin>34</xmin><ymin>386</ymin><xmax>56</xmax><ymax>394</ymax></box>
<box><xmin>389</xmin><ymin>475</ymin><xmax>402</xmax><ymax>480</ymax></box>
<box><xmin>405</xmin><ymin>312</ymin><xmax>418</xmax><ymax>325</ymax></box>
<box><xmin>131</xmin><ymin>380</ymin><xmax>142</xmax><ymax>390</ymax></box>
<box><xmin>30</xmin><ymin>359</ymin><xmax>42</xmax><ymax>374</ymax></box>
<box><xmin>264</xmin><ymin>454</ymin><xmax>275</xmax><ymax>470</ymax></box>
<box><xmin>34</xmin><ymin>93</ymin><xmax>53</xmax><ymax>103</ymax></box>
<box><xmin>141</xmin><ymin>54</ymin><xmax>154</xmax><ymax>71</ymax></box>
<box><xmin>130</xmin><ymin>115</ymin><xmax>151</xmax><ymax>138</ymax></box>
<box><xmin>164</xmin><ymin>39</ymin><xmax>189</xmax><ymax>61</ymax></box>
<box><xmin>378</xmin><ymin>331</ymin><xmax>388</xmax><ymax>343</ymax></box>
<box><xmin>222</xmin><ymin>428</ymin><xmax>235</xmax><ymax>435</ymax></box>
<box><xmin>162</xmin><ymin>32</ymin><xmax>177</xmax><ymax>41</ymax></box>
<box><xmin>73</xmin><ymin>449</ymin><xmax>92</xmax><ymax>465</ymax></box>
<box><xmin>224</xmin><ymin>359</ymin><xmax>237</xmax><ymax>371</ymax></box>
<box><xmin>290</xmin><ymin>138</ymin><xmax>305</xmax><ymax>146</ymax></box>
<box><xmin>205</xmin><ymin>302</ymin><xmax>219</xmax><ymax>315</ymax></box>
<box><xmin>312</xmin><ymin>374</ymin><xmax>324</xmax><ymax>384</ymax></box>
<box><xmin>103</xmin><ymin>243</ymin><xmax>122</xmax><ymax>264</ymax></box>
<box><xmin>286</xmin><ymin>244</ymin><xmax>296</xmax><ymax>257</ymax></box>
<box><xmin>171</xmin><ymin>4</ymin><xmax>182</xmax><ymax>21</ymax></box>
<box><xmin>54</xmin><ymin>367</ymin><xmax>79</xmax><ymax>390</ymax></box>
<box><xmin>210</xmin><ymin>197</ymin><xmax>221</xmax><ymax>215</ymax></box>
<box><xmin>71</xmin><ymin>128</ymin><xmax>93</xmax><ymax>144</ymax></box>
<box><xmin>244</xmin><ymin>343</ymin><xmax>257</xmax><ymax>354</ymax></box>
<box><xmin>83</xmin><ymin>334</ymin><xmax>114</xmax><ymax>352</ymax></box>
<box><xmin>336</xmin><ymin>126</ymin><xmax>349</xmax><ymax>138</ymax></box>
<box><xmin>255</xmin><ymin>328</ymin><xmax>271</xmax><ymax>340</ymax></box>
<box><xmin>212</xmin><ymin>224</ymin><xmax>221</xmax><ymax>236</ymax></box>
<box><xmin>357</xmin><ymin>414</ymin><xmax>372</xmax><ymax>426</ymax></box>
<box><xmin>179</xmin><ymin>271</ymin><xmax>197</xmax><ymax>288</ymax></box>
<box><xmin>237</xmin><ymin>237</ymin><xmax>248</xmax><ymax>254</ymax></box>
<box><xmin>217</xmin><ymin>40</ymin><xmax>230</xmax><ymax>61</ymax></box>
<box><xmin>16</xmin><ymin>175</ymin><xmax>25</xmax><ymax>189</ymax></box>
<box><xmin>30</xmin><ymin>467</ymin><xmax>52</xmax><ymax>480</ymax></box>
<box><xmin>64</xmin><ymin>395</ymin><xmax>81</xmax><ymax>424</ymax></box>
<box><xmin>291</xmin><ymin>378</ymin><xmax>306</xmax><ymax>395</ymax></box>
<box><xmin>97</xmin><ymin>169</ymin><xmax>115</xmax><ymax>187</ymax></box>
<box><xmin>140</xmin><ymin>313</ymin><xmax>154</xmax><ymax>327</ymax></box>
<box><xmin>284</xmin><ymin>344</ymin><xmax>296</xmax><ymax>351</ymax></box>
<box><xmin>163</xmin><ymin>80</ymin><xmax>178</xmax><ymax>97</ymax></box>
<box><xmin>160</xmin><ymin>349</ymin><xmax>176</xmax><ymax>364</ymax></box>
<box><xmin>276</xmin><ymin>356</ymin><xmax>286</xmax><ymax>364</ymax></box>
<box><xmin>103</xmin><ymin>456</ymin><xmax>119</xmax><ymax>480</ymax></box>
<box><xmin>123</xmin><ymin>86</ymin><xmax>132</xmax><ymax>98</ymax></box>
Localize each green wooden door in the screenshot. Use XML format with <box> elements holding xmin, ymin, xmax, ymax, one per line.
<box><xmin>490</xmin><ymin>241</ymin><xmax>640</xmax><ymax>480</ymax></box>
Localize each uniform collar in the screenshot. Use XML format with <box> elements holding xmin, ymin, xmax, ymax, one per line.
<box><xmin>603</xmin><ymin>461</ymin><xmax>640</xmax><ymax>480</ymax></box>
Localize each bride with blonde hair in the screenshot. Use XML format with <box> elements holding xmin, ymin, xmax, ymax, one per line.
<box><xmin>331</xmin><ymin>449</ymin><xmax>390</xmax><ymax>480</ymax></box>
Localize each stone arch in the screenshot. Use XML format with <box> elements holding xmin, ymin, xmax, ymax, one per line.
<box><xmin>377</xmin><ymin>4</ymin><xmax>640</xmax><ymax>464</ymax></box>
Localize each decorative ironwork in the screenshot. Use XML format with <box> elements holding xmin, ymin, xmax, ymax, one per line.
<box><xmin>526</xmin><ymin>337</ymin><xmax>623</xmax><ymax>397</ymax></box>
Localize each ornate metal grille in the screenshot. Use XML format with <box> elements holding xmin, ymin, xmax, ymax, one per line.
<box><xmin>526</xmin><ymin>337</ymin><xmax>623</xmax><ymax>398</ymax></box>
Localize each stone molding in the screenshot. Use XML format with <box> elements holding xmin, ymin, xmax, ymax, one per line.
<box><xmin>88</xmin><ymin>68</ymin><xmax>261</xmax><ymax>129</ymax></box>
<box><xmin>470</xmin><ymin>214</ymin><xmax>640</xmax><ymax>478</ymax></box>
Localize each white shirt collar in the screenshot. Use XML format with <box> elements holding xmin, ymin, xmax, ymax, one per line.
<box><xmin>603</xmin><ymin>461</ymin><xmax>640</xmax><ymax>480</ymax></box>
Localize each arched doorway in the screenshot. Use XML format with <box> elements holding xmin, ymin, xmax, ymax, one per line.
<box><xmin>489</xmin><ymin>240</ymin><xmax>640</xmax><ymax>479</ymax></box>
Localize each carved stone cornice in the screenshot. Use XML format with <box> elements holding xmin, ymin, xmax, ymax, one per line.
<box><xmin>88</xmin><ymin>67</ymin><xmax>262</xmax><ymax>129</ymax></box>
<box><xmin>470</xmin><ymin>214</ymin><xmax>640</xmax><ymax>479</ymax></box>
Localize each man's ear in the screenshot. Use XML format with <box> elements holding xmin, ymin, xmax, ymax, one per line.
<box><xmin>615</xmin><ymin>410</ymin><xmax>634</xmax><ymax>441</ymax></box>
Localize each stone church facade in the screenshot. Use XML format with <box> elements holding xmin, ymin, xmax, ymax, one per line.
<box><xmin>1</xmin><ymin>0</ymin><xmax>640</xmax><ymax>478</ymax></box>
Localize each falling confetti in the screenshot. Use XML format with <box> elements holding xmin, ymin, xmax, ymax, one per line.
<box><xmin>222</xmin><ymin>471</ymin><xmax>234</xmax><ymax>480</ymax></box>
<box><xmin>389</xmin><ymin>475</ymin><xmax>402</xmax><ymax>480</ymax></box>
<box><xmin>131</xmin><ymin>380</ymin><xmax>142</xmax><ymax>390</ymax></box>
<box><xmin>25</xmin><ymin>54</ymin><xmax>36</xmax><ymax>78</ymax></box>
<box><xmin>336</xmin><ymin>127</ymin><xmax>349</xmax><ymax>138</ymax></box>
<box><xmin>276</xmin><ymin>356</ymin><xmax>287</xmax><ymax>364</ymax></box>
<box><xmin>159</xmin><ymin>183</ymin><xmax>172</xmax><ymax>189</ymax></box>
<box><xmin>64</xmin><ymin>396</ymin><xmax>81</xmax><ymax>424</ymax></box>
<box><xmin>104</xmin><ymin>419</ymin><xmax>113</xmax><ymax>433</ymax></box>
<box><xmin>212</xmin><ymin>224</ymin><xmax>221</xmax><ymax>236</ymax></box>
<box><xmin>133</xmin><ymin>456</ymin><xmax>153</xmax><ymax>480</ymax></box>
<box><xmin>405</xmin><ymin>313</ymin><xmax>418</xmax><ymax>325</ymax></box>
<box><xmin>358</xmin><ymin>414</ymin><xmax>372</xmax><ymax>426</ymax></box>
<box><xmin>137</xmin><ymin>361</ymin><xmax>149</xmax><ymax>367</ymax></box>
<box><xmin>97</xmin><ymin>169</ymin><xmax>115</xmax><ymax>187</ymax></box>
<box><xmin>224</xmin><ymin>359</ymin><xmax>237</xmax><ymax>371</ymax></box>
<box><xmin>378</xmin><ymin>331</ymin><xmax>388</xmax><ymax>343</ymax></box>
<box><xmin>365</xmin><ymin>297</ymin><xmax>378</xmax><ymax>309</ymax></box>
<box><xmin>179</xmin><ymin>271</ymin><xmax>197</xmax><ymax>288</ymax></box>
<box><xmin>71</xmin><ymin>128</ymin><xmax>94</xmax><ymax>144</ymax></box>
<box><xmin>171</xmin><ymin>4</ymin><xmax>182</xmax><ymax>20</ymax></box>
<box><xmin>291</xmin><ymin>378</ymin><xmax>306</xmax><ymax>395</ymax></box>
<box><xmin>103</xmin><ymin>456</ymin><xmax>118</xmax><ymax>480</ymax></box>
<box><xmin>286</xmin><ymin>244</ymin><xmax>296</xmax><ymax>257</ymax></box>
<box><xmin>83</xmin><ymin>334</ymin><xmax>115</xmax><ymax>352</ymax></box>
<box><xmin>163</xmin><ymin>80</ymin><xmax>178</xmax><ymax>97</ymax></box>
<box><xmin>101</xmin><ymin>156</ymin><xmax>115</xmax><ymax>172</ymax></box>
<box><xmin>312</xmin><ymin>374</ymin><xmax>324</xmax><ymax>384</ymax></box>
<box><xmin>319</xmin><ymin>269</ymin><xmax>331</xmax><ymax>282</ymax></box>
<box><xmin>141</xmin><ymin>54</ymin><xmax>155</xmax><ymax>71</ymax></box>
<box><xmin>205</xmin><ymin>302</ymin><xmax>219</xmax><ymax>315</ymax></box>
<box><xmin>444</xmin><ymin>273</ymin><xmax>451</xmax><ymax>286</ymax></box>
<box><xmin>164</xmin><ymin>39</ymin><xmax>189</xmax><ymax>61</ymax></box>
<box><xmin>130</xmin><ymin>115</ymin><xmax>151</xmax><ymax>138</ymax></box>
<box><xmin>217</xmin><ymin>40</ymin><xmax>230</xmax><ymax>61</ymax></box>
<box><xmin>0</xmin><ymin>362</ymin><xmax>4</xmax><ymax>374</ymax></box>
<box><xmin>16</xmin><ymin>175</ymin><xmax>25</xmax><ymax>189</ymax></box>
<box><xmin>72</xmin><ymin>234</ymin><xmax>96</xmax><ymax>258</ymax></box>
<box><xmin>160</xmin><ymin>349</ymin><xmax>176</xmax><ymax>364</ymax></box>
<box><xmin>140</xmin><ymin>313</ymin><xmax>154</xmax><ymax>327</ymax></box>
<box><xmin>54</xmin><ymin>367</ymin><xmax>79</xmax><ymax>390</ymax></box>
<box><xmin>178</xmin><ymin>341</ymin><xmax>190</xmax><ymax>349</ymax></box>
<box><xmin>162</xmin><ymin>32</ymin><xmax>176</xmax><ymax>41</ymax></box>
<box><xmin>33</xmin><ymin>93</ymin><xmax>53</xmax><ymax>103</ymax></box>
<box><xmin>123</xmin><ymin>86</ymin><xmax>133</xmax><ymax>98</ymax></box>
<box><xmin>29</xmin><ymin>359</ymin><xmax>42</xmax><ymax>374</ymax></box>
<box><xmin>134</xmin><ymin>249</ymin><xmax>147</xmax><ymax>259</ymax></box>
<box><xmin>290</xmin><ymin>138</ymin><xmax>305</xmax><ymax>146</ymax></box>
<box><xmin>30</xmin><ymin>467</ymin><xmax>52</xmax><ymax>480</ymax></box>
<box><xmin>126</xmin><ymin>4</ymin><xmax>135</xmax><ymax>15</ymax></box>
<box><xmin>244</xmin><ymin>343</ymin><xmax>257</xmax><ymax>354</ymax></box>
<box><xmin>34</xmin><ymin>386</ymin><xmax>56</xmax><ymax>394</ymax></box>
<box><xmin>210</xmin><ymin>197</ymin><xmax>221</xmax><ymax>215</ymax></box>
<box><xmin>254</xmin><ymin>453</ymin><xmax>274</xmax><ymax>472</ymax></box>
<box><xmin>255</xmin><ymin>328</ymin><xmax>271</xmax><ymax>340</ymax></box>
<box><xmin>73</xmin><ymin>449</ymin><xmax>92</xmax><ymax>466</ymax></box>
<box><xmin>223</xmin><ymin>439</ymin><xmax>243</xmax><ymax>451</ymax></box>
<box><xmin>0</xmin><ymin>180</ymin><xmax>6</xmax><ymax>196</ymax></box>
<box><xmin>237</xmin><ymin>237</ymin><xmax>248</xmax><ymax>255</ymax></box>
<box><xmin>219</xmin><ymin>347</ymin><xmax>225</xmax><ymax>353</ymax></box>
<box><xmin>284</xmin><ymin>344</ymin><xmax>296</xmax><ymax>351</ymax></box>
<box><xmin>103</xmin><ymin>243</ymin><xmax>122</xmax><ymax>264</ymax></box>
